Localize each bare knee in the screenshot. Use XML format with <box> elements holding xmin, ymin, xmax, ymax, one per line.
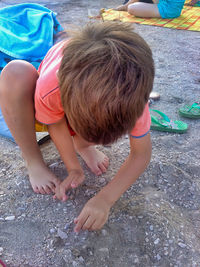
<box><xmin>127</xmin><ymin>3</ymin><xmax>140</xmax><ymax>16</ymax></box>
<box><xmin>0</xmin><ymin>60</ymin><xmax>38</xmax><ymax>99</ymax></box>
<box><xmin>128</xmin><ymin>3</ymin><xmax>160</xmax><ymax>17</ymax></box>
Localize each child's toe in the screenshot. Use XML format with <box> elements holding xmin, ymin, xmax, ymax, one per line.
<box><xmin>38</xmin><ymin>187</ymin><xmax>46</xmax><ymax>194</ymax></box>
<box><xmin>98</xmin><ymin>163</ymin><xmax>107</xmax><ymax>173</ymax></box>
<box><xmin>43</xmin><ymin>185</ymin><xmax>52</xmax><ymax>194</ymax></box>
<box><xmin>33</xmin><ymin>186</ymin><xmax>40</xmax><ymax>194</ymax></box>
<box><xmin>48</xmin><ymin>182</ymin><xmax>56</xmax><ymax>193</ymax></box>
<box><xmin>103</xmin><ymin>157</ymin><xmax>109</xmax><ymax>168</ymax></box>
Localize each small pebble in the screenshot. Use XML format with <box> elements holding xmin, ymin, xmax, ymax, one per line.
<box><xmin>134</xmin><ymin>257</ymin><xmax>139</xmax><ymax>263</ymax></box>
<box><xmin>101</xmin><ymin>229</ymin><xmax>107</xmax><ymax>236</ymax></box>
<box><xmin>72</xmin><ymin>261</ymin><xmax>79</xmax><ymax>267</ymax></box>
<box><xmin>78</xmin><ymin>256</ymin><xmax>85</xmax><ymax>263</ymax></box>
<box><xmin>99</xmin><ymin>247</ymin><xmax>109</xmax><ymax>253</ymax></box>
<box><xmin>164</xmin><ymin>250</ymin><xmax>168</xmax><ymax>256</ymax></box>
<box><xmin>50</xmin><ymin>228</ymin><xmax>56</xmax><ymax>234</ymax></box>
<box><xmin>57</xmin><ymin>228</ymin><xmax>68</xmax><ymax>239</ymax></box>
<box><xmin>99</xmin><ymin>178</ymin><xmax>106</xmax><ymax>184</ymax></box>
<box><xmin>0</xmin><ymin>247</ymin><xmax>3</xmax><ymax>254</ymax></box>
<box><xmin>149</xmin><ymin>225</ymin><xmax>154</xmax><ymax>231</ymax></box>
<box><xmin>64</xmin><ymin>223</ymin><xmax>71</xmax><ymax>230</ymax></box>
<box><xmin>5</xmin><ymin>215</ymin><xmax>15</xmax><ymax>221</ymax></box>
<box><xmin>156</xmin><ymin>254</ymin><xmax>161</xmax><ymax>260</ymax></box>
<box><xmin>178</xmin><ymin>242</ymin><xmax>187</xmax><ymax>248</ymax></box>
<box><xmin>154</xmin><ymin>238</ymin><xmax>160</xmax><ymax>245</ymax></box>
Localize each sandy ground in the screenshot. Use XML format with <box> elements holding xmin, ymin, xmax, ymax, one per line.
<box><xmin>0</xmin><ymin>0</ymin><xmax>200</xmax><ymax>266</ymax></box>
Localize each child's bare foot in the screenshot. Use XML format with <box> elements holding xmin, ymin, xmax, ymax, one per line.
<box><xmin>27</xmin><ymin>163</ymin><xmax>60</xmax><ymax>194</ymax></box>
<box><xmin>77</xmin><ymin>146</ymin><xmax>109</xmax><ymax>176</ymax></box>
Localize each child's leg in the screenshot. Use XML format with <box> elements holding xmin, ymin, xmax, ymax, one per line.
<box><xmin>128</xmin><ymin>2</ymin><xmax>160</xmax><ymax>17</ymax></box>
<box><xmin>73</xmin><ymin>135</ymin><xmax>109</xmax><ymax>176</ymax></box>
<box><xmin>116</xmin><ymin>0</ymin><xmax>139</xmax><ymax>11</ymax></box>
<box><xmin>0</xmin><ymin>60</ymin><xmax>60</xmax><ymax>194</ymax></box>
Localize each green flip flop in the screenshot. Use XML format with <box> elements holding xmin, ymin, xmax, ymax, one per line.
<box><xmin>150</xmin><ymin>109</ymin><xmax>188</xmax><ymax>133</ymax></box>
<box><xmin>179</xmin><ymin>103</ymin><xmax>200</xmax><ymax>119</ymax></box>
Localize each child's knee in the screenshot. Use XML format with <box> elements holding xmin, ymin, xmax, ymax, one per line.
<box><xmin>0</xmin><ymin>60</ymin><xmax>38</xmax><ymax>96</ymax></box>
<box><xmin>127</xmin><ymin>3</ymin><xmax>140</xmax><ymax>15</ymax></box>
<box><xmin>1</xmin><ymin>60</ymin><xmax>37</xmax><ymax>83</ymax></box>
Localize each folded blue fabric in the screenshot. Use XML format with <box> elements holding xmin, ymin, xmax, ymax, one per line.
<box><xmin>0</xmin><ymin>3</ymin><xmax>63</xmax><ymax>141</ymax></box>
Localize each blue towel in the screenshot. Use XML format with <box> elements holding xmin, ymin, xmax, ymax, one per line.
<box><xmin>0</xmin><ymin>3</ymin><xmax>63</xmax><ymax>141</ymax></box>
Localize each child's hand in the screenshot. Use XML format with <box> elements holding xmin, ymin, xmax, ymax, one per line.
<box><xmin>54</xmin><ymin>169</ymin><xmax>84</xmax><ymax>201</ymax></box>
<box><xmin>74</xmin><ymin>195</ymin><xmax>111</xmax><ymax>232</ymax></box>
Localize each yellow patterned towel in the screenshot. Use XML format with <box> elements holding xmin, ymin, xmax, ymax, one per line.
<box><xmin>35</xmin><ymin>120</ymin><xmax>48</xmax><ymax>132</ymax></box>
<box><xmin>101</xmin><ymin>1</ymin><xmax>200</xmax><ymax>31</ymax></box>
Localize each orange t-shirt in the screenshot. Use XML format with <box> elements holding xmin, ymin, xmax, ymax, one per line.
<box><xmin>35</xmin><ymin>41</ymin><xmax>151</xmax><ymax>138</ymax></box>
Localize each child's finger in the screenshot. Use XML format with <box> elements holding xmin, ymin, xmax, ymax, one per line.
<box><xmin>74</xmin><ymin>213</ymin><xmax>89</xmax><ymax>233</ymax></box>
<box><xmin>82</xmin><ymin>216</ymin><xmax>96</xmax><ymax>230</ymax></box>
<box><xmin>63</xmin><ymin>179</ymin><xmax>73</xmax><ymax>191</ymax></box>
<box><xmin>71</xmin><ymin>175</ymin><xmax>84</xmax><ymax>188</ymax></box>
<box><xmin>89</xmin><ymin>220</ymin><xmax>102</xmax><ymax>231</ymax></box>
<box><xmin>62</xmin><ymin>194</ymin><xmax>68</xmax><ymax>202</ymax></box>
<box><xmin>74</xmin><ymin>218</ymin><xmax>78</xmax><ymax>224</ymax></box>
<box><xmin>59</xmin><ymin>186</ymin><xmax>68</xmax><ymax>200</ymax></box>
<box><xmin>71</xmin><ymin>182</ymin><xmax>77</xmax><ymax>188</ymax></box>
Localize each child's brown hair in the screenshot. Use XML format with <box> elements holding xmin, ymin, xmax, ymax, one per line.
<box><xmin>58</xmin><ymin>21</ymin><xmax>154</xmax><ymax>145</ymax></box>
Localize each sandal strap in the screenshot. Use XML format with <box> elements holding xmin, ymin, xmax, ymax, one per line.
<box><xmin>188</xmin><ymin>103</ymin><xmax>200</xmax><ymax>111</ymax></box>
<box><xmin>150</xmin><ymin>109</ymin><xmax>170</xmax><ymax>122</ymax></box>
<box><xmin>151</xmin><ymin>116</ymin><xmax>167</xmax><ymax>127</ymax></box>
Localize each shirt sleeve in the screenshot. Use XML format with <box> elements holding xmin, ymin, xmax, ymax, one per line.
<box><xmin>130</xmin><ymin>103</ymin><xmax>151</xmax><ymax>138</ymax></box>
<box><xmin>35</xmin><ymin>88</ymin><xmax>65</xmax><ymax>125</ymax></box>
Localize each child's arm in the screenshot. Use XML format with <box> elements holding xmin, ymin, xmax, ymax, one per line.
<box><xmin>74</xmin><ymin>133</ymin><xmax>152</xmax><ymax>232</ymax></box>
<box><xmin>48</xmin><ymin>117</ymin><xmax>84</xmax><ymax>201</ymax></box>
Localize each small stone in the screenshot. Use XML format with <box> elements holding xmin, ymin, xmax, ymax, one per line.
<box><xmin>72</xmin><ymin>261</ymin><xmax>79</xmax><ymax>267</ymax></box>
<box><xmin>57</xmin><ymin>228</ymin><xmax>68</xmax><ymax>239</ymax></box>
<box><xmin>99</xmin><ymin>247</ymin><xmax>109</xmax><ymax>253</ymax></box>
<box><xmin>164</xmin><ymin>250</ymin><xmax>168</xmax><ymax>256</ymax></box>
<box><xmin>101</xmin><ymin>229</ymin><xmax>107</xmax><ymax>236</ymax></box>
<box><xmin>50</xmin><ymin>228</ymin><xmax>56</xmax><ymax>234</ymax></box>
<box><xmin>0</xmin><ymin>247</ymin><xmax>3</xmax><ymax>254</ymax></box>
<box><xmin>149</xmin><ymin>225</ymin><xmax>154</xmax><ymax>231</ymax></box>
<box><xmin>156</xmin><ymin>254</ymin><xmax>161</xmax><ymax>260</ymax></box>
<box><xmin>0</xmin><ymin>191</ymin><xmax>4</xmax><ymax>195</ymax></box>
<box><xmin>99</xmin><ymin>178</ymin><xmax>106</xmax><ymax>184</ymax></box>
<box><xmin>154</xmin><ymin>238</ymin><xmax>160</xmax><ymax>245</ymax></box>
<box><xmin>134</xmin><ymin>257</ymin><xmax>139</xmax><ymax>263</ymax></box>
<box><xmin>64</xmin><ymin>223</ymin><xmax>71</xmax><ymax>230</ymax></box>
<box><xmin>72</xmin><ymin>248</ymin><xmax>81</xmax><ymax>257</ymax></box>
<box><xmin>178</xmin><ymin>242</ymin><xmax>187</xmax><ymax>248</ymax></box>
<box><xmin>78</xmin><ymin>256</ymin><xmax>85</xmax><ymax>263</ymax></box>
<box><xmin>5</xmin><ymin>215</ymin><xmax>15</xmax><ymax>221</ymax></box>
